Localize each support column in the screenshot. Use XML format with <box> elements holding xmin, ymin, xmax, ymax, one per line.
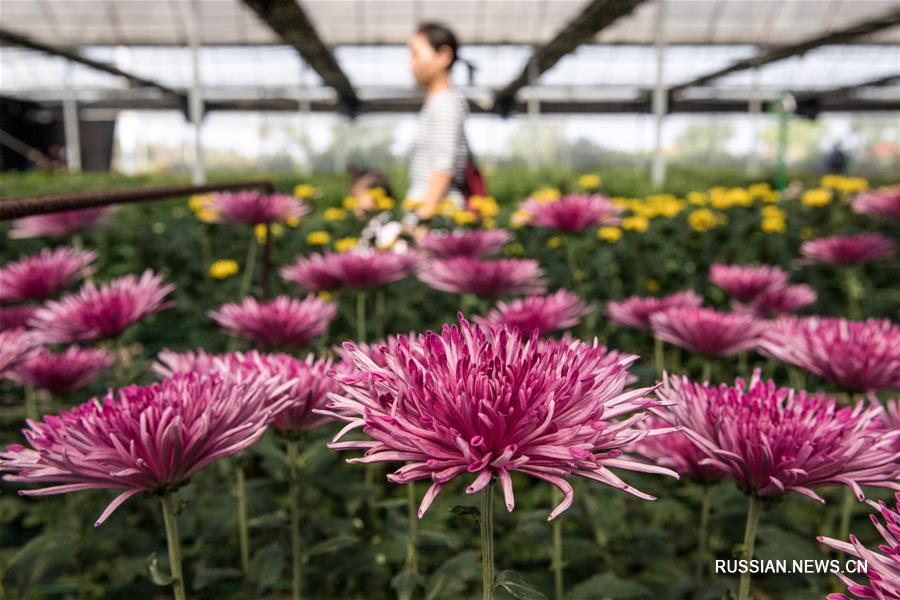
<box><xmin>63</xmin><ymin>64</ymin><xmax>82</xmax><ymax>172</ymax></box>
<box><xmin>181</xmin><ymin>0</ymin><xmax>206</xmax><ymax>184</ymax></box>
<box><xmin>747</xmin><ymin>68</ymin><xmax>762</xmax><ymax>177</ymax></box>
<box><xmin>651</xmin><ymin>0</ymin><xmax>668</xmax><ymax>189</ymax></box>
<box><xmin>527</xmin><ymin>55</ymin><xmax>540</xmax><ymax>170</ymax></box>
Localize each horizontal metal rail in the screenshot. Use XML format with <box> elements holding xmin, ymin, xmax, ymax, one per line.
<box><xmin>0</xmin><ymin>180</ymin><xmax>275</xmax><ymax>220</ymax></box>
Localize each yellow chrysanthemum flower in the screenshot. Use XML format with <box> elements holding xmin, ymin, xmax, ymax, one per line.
<box><xmin>375</xmin><ymin>195</ymin><xmax>396</xmax><ymax>210</ymax></box>
<box><xmin>687</xmin><ymin>191</ymin><xmax>708</xmax><ymax>206</ymax></box>
<box><xmin>452</xmin><ymin>210</ymin><xmax>477</xmax><ymax>226</ymax></box>
<box><xmin>188</xmin><ymin>194</ymin><xmax>213</xmax><ymax>212</ymax></box>
<box><xmin>209</xmin><ymin>259</ymin><xmax>239</xmax><ymax>280</ymax></box>
<box><xmin>578</xmin><ymin>173</ymin><xmax>601</xmax><ymax>190</ymax></box>
<box><xmin>761</xmin><ymin>206</ymin><xmax>786</xmax><ymax>219</ymax></box>
<box><xmin>324</xmin><ymin>207</ymin><xmax>348</xmax><ymax>221</ymax></box>
<box><xmin>255</xmin><ymin>223</ymin><xmax>284</xmax><ymax>244</ymax></box>
<box><xmin>510</xmin><ymin>209</ymin><xmax>532</xmax><ymax>229</ymax></box>
<box><xmin>334</xmin><ymin>237</ymin><xmax>358</xmax><ymax>253</ymax></box>
<box><xmin>761</xmin><ymin>216</ymin><xmax>786</xmax><ymax>233</ymax></box>
<box><xmin>622</xmin><ymin>216</ymin><xmax>650</xmax><ymax>232</ymax></box>
<box><xmin>645</xmin><ymin>279</ymin><xmax>660</xmax><ymax>293</ymax></box>
<box><xmin>597</xmin><ymin>226</ymin><xmax>623</xmax><ymax>243</ymax></box>
<box><xmin>195</xmin><ymin>208</ymin><xmax>220</xmax><ymax>223</ymax></box>
<box><xmin>531</xmin><ymin>187</ymin><xmax>561</xmax><ymax>203</ymax></box>
<box><xmin>285</xmin><ymin>216</ymin><xmax>301</xmax><ymax>228</ymax></box>
<box><xmin>688</xmin><ymin>209</ymin><xmax>726</xmax><ymax>232</ymax></box>
<box><xmin>342</xmin><ymin>195</ymin><xmax>358</xmax><ymax>210</ymax></box>
<box><xmin>293</xmin><ymin>183</ymin><xmax>318</xmax><ymax>199</ymax></box>
<box><xmin>318</xmin><ymin>290</ymin><xmax>333</xmax><ymax>302</ymax></box>
<box><xmin>306</xmin><ymin>230</ymin><xmax>330</xmax><ymax>245</ymax></box>
<box><xmin>403</xmin><ymin>198</ymin><xmax>422</xmax><ymax>211</ymax></box>
<box><xmin>469</xmin><ymin>195</ymin><xmax>500</xmax><ymax>218</ymax></box>
<box><xmin>801</xmin><ymin>188</ymin><xmax>832</xmax><ymax>208</ymax></box>
<box><xmin>547</xmin><ymin>236</ymin><xmax>564</xmax><ymax>249</ymax></box>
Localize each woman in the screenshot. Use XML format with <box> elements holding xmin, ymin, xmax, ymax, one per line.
<box><xmin>407</xmin><ymin>22</ymin><xmax>471</xmax><ymax>222</ymax></box>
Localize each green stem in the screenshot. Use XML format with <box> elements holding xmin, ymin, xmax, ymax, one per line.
<box><xmin>287</xmin><ymin>440</ymin><xmax>303</xmax><ymax>600</ymax></box>
<box><xmin>843</xmin><ymin>268</ymin><xmax>862</xmax><ymax>320</ymax></box>
<box><xmin>405</xmin><ymin>481</ymin><xmax>419</xmax><ymax>571</ymax></box>
<box><xmin>694</xmin><ymin>486</ymin><xmax>711</xmax><ymax>585</ymax></box>
<box><xmin>838</xmin><ymin>487</ymin><xmax>855</xmax><ymax>543</ymax></box>
<box><xmin>356</xmin><ymin>291</ymin><xmax>367</xmax><ymax>342</ymax></box>
<box><xmin>654</xmin><ymin>338</ymin><xmax>665</xmax><ymax>378</ymax></box>
<box><xmin>701</xmin><ymin>359</ymin><xmax>712</xmax><ymax>383</ymax></box>
<box><xmin>738</xmin><ymin>495</ymin><xmax>762</xmax><ymax>600</ymax></box>
<box><xmin>375</xmin><ymin>288</ymin><xmax>385</xmax><ymax>340</ymax></box>
<box><xmin>738</xmin><ymin>351</ymin><xmax>748</xmax><ymax>377</ymax></box>
<box><xmin>24</xmin><ymin>384</ymin><xmax>38</xmax><ymax>421</ymax></box>
<box><xmin>239</xmin><ymin>233</ymin><xmax>258</xmax><ymax>299</ymax></box>
<box><xmin>235</xmin><ymin>465</ymin><xmax>251</xmax><ymax>580</ymax></box>
<box><xmin>551</xmin><ymin>488</ymin><xmax>564</xmax><ymax>600</ymax></box>
<box><xmin>564</xmin><ymin>236</ymin><xmax>581</xmax><ymax>291</ymax></box>
<box><xmin>261</xmin><ymin>223</ymin><xmax>273</xmax><ymax>300</ymax></box>
<box><xmin>160</xmin><ymin>494</ymin><xmax>187</xmax><ymax>600</ymax></box>
<box><xmin>480</xmin><ymin>483</ymin><xmax>495</xmax><ymax>600</ymax></box>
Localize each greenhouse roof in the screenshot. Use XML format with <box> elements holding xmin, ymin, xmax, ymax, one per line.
<box><xmin>2</xmin><ymin>0</ymin><xmax>899</xmax><ymax>47</ymax></box>
<box><xmin>1</xmin><ymin>0</ymin><xmax>898</xmax><ymax>115</ymax></box>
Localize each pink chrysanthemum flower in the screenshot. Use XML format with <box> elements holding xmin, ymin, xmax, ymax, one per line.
<box><xmin>315</xmin><ymin>317</ymin><xmax>678</xmax><ymax>521</ymax></box>
<box><xmin>802</xmin><ymin>233</ymin><xmax>897</xmax><ymax>265</ymax></box>
<box><xmin>759</xmin><ymin>317</ymin><xmax>900</xmax><ymax>393</ymax></box>
<box><xmin>607</xmin><ymin>291</ymin><xmax>703</xmax><ymax>331</ymax></box>
<box><xmin>206</xmin><ymin>191</ymin><xmax>308</xmax><ymax>225</ymax></box>
<box><xmin>520</xmin><ymin>194</ymin><xmax>621</xmax><ymax>233</ymax></box>
<box><xmin>0</xmin><ymin>247</ymin><xmax>96</xmax><ymax>303</ymax></box>
<box><xmin>152</xmin><ymin>348</ymin><xmax>220</xmax><ymax>379</ymax></box>
<box><xmin>475</xmin><ymin>289</ymin><xmax>591</xmax><ymax>337</ymax></box>
<box><xmin>10</xmin><ymin>346</ymin><xmax>114</xmax><ymax>394</ymax></box>
<box><xmin>154</xmin><ymin>349</ymin><xmax>340</xmax><ymax>436</ymax></box>
<box><xmin>29</xmin><ymin>270</ymin><xmax>174</xmax><ymax>343</ymax></box>
<box><xmin>853</xmin><ymin>186</ymin><xmax>900</xmax><ymax>219</ymax></box>
<box><xmin>418</xmin><ymin>257</ymin><xmax>547</xmax><ymax>297</ymax></box>
<box><xmin>818</xmin><ymin>494</ymin><xmax>900</xmax><ymax>600</ymax></box>
<box><xmin>631</xmin><ymin>415</ymin><xmax>725</xmax><ymax>485</ymax></box>
<box><xmin>658</xmin><ymin>372</ymin><xmax>900</xmax><ymax>502</ymax></box>
<box><xmin>736</xmin><ymin>283</ymin><xmax>818</xmax><ymax>318</ymax></box>
<box><xmin>9</xmin><ymin>206</ymin><xmax>116</xmax><ymax>239</ymax></box>
<box><xmin>281</xmin><ymin>252</ymin><xmax>343</xmax><ymax>292</ymax></box>
<box><xmin>881</xmin><ymin>399</ymin><xmax>900</xmax><ymax>453</ymax></box>
<box><xmin>0</xmin><ymin>373</ymin><xmax>289</xmax><ymax>525</ymax></box>
<box><xmin>650</xmin><ymin>307</ymin><xmax>765</xmax><ymax>357</ymax></box>
<box><xmin>209</xmin><ymin>295</ymin><xmax>336</xmax><ymax>348</ymax></box>
<box><xmin>0</xmin><ymin>329</ymin><xmax>39</xmax><ymax>376</ymax></box>
<box><xmin>215</xmin><ymin>352</ymin><xmax>339</xmax><ymax>436</ymax></box>
<box><xmin>419</xmin><ymin>229</ymin><xmax>512</xmax><ymax>258</ymax></box>
<box><xmin>324</xmin><ymin>250</ymin><xmax>420</xmax><ymax>290</ymax></box>
<box><xmin>0</xmin><ymin>305</ymin><xmax>39</xmax><ymax>332</ymax></box>
<box><xmin>709</xmin><ymin>263</ymin><xmax>789</xmax><ymax>303</ymax></box>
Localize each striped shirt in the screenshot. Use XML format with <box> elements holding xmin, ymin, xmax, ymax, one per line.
<box><xmin>408</xmin><ymin>88</ymin><xmax>469</xmax><ymax>205</ymax></box>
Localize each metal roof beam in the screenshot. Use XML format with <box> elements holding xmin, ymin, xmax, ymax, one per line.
<box><xmin>0</xmin><ymin>28</ymin><xmax>185</xmax><ymax>101</ymax></box>
<box><xmin>669</xmin><ymin>8</ymin><xmax>900</xmax><ymax>95</ymax></box>
<box><xmin>241</xmin><ymin>0</ymin><xmax>359</xmax><ymax>115</ymax></box>
<box><xmin>492</xmin><ymin>0</ymin><xmax>649</xmax><ymax>116</ymax></box>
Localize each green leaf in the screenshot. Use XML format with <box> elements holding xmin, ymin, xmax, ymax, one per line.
<box><xmin>146</xmin><ymin>552</ymin><xmax>173</xmax><ymax>586</ymax></box>
<box><xmin>494</xmin><ymin>570</ymin><xmax>548</xmax><ymax>600</ymax></box>
<box><xmin>391</xmin><ymin>567</ymin><xmax>425</xmax><ymax>598</ymax></box>
<box><xmin>305</xmin><ymin>534</ymin><xmax>358</xmax><ymax>557</ymax></box>
<box><xmin>568</xmin><ymin>574</ymin><xmax>653</xmax><ymax>600</ymax></box>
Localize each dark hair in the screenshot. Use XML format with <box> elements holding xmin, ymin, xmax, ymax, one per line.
<box><xmin>417</xmin><ymin>22</ymin><xmax>459</xmax><ymax>68</ymax></box>
<box><xmin>349</xmin><ymin>166</ymin><xmax>394</xmax><ymax>200</ymax></box>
